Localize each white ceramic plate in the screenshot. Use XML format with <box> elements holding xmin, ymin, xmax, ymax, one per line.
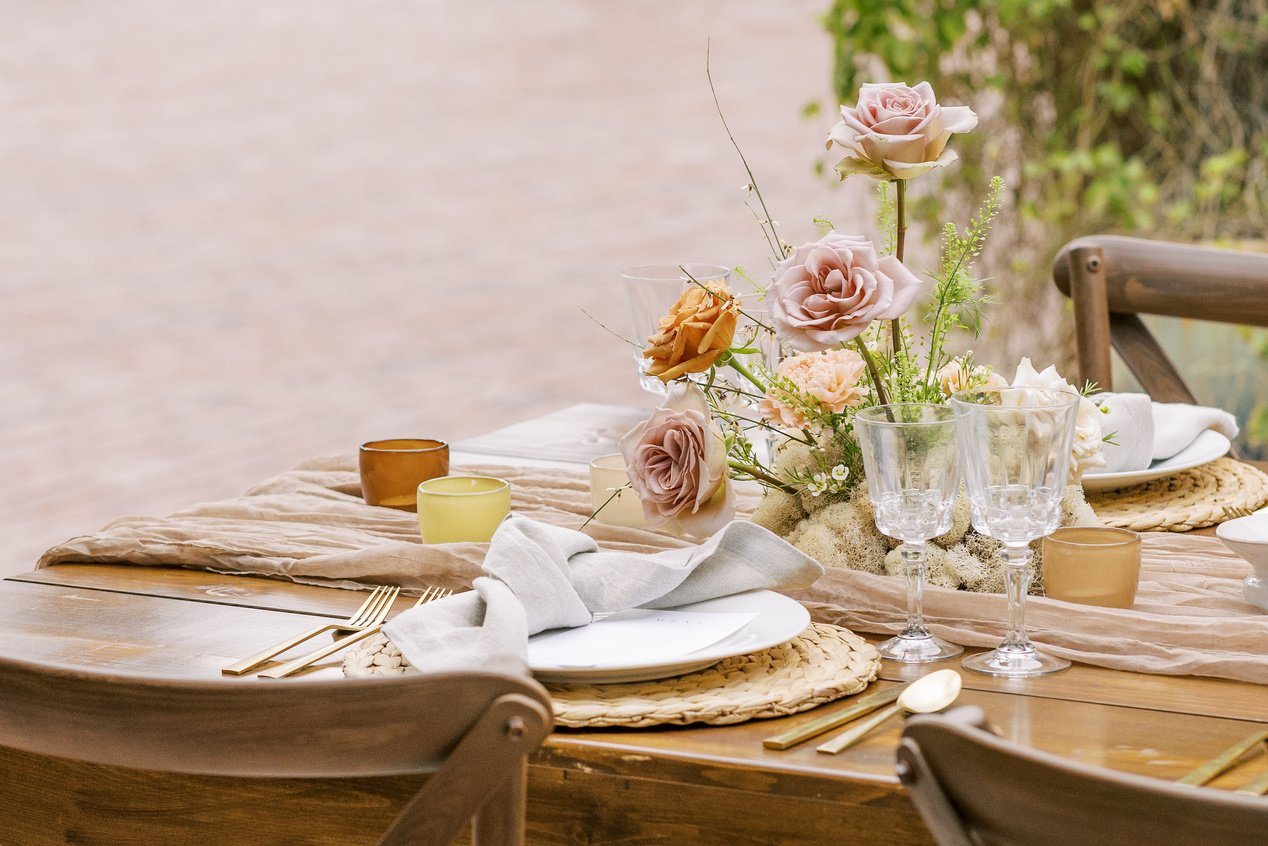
<box><xmin>527</xmin><ymin>589</ymin><xmax>809</xmax><ymax>684</ymax></box>
<box><xmin>1081</xmin><ymin>430</ymin><xmax>1231</xmax><ymax>491</ymax></box>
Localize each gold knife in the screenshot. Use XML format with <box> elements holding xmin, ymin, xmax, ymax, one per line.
<box><xmin>763</xmin><ymin>683</ymin><xmax>907</xmax><ymax>750</ymax></box>
<box><xmin>1177</xmin><ymin>731</ymin><xmax>1268</xmax><ymax>787</ymax></box>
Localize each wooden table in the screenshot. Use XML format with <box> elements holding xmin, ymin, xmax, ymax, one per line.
<box><xmin>2</xmin><ymin>403</ymin><xmax>1265</xmax><ymax>846</ymax></box>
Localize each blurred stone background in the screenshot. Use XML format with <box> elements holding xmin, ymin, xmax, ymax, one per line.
<box><xmin>2</xmin><ymin>1</ymin><xmax>869</xmax><ymax>573</ymax></box>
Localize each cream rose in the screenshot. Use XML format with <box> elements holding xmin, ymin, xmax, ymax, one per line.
<box><xmin>1010</xmin><ymin>358</ymin><xmax>1108</xmax><ymax>480</ymax></box>
<box><xmin>760</xmin><ymin>349</ymin><xmax>869</xmax><ymax>428</ymax></box>
<box><xmin>769</xmin><ymin>232</ymin><xmax>923</xmax><ymax>352</ymax></box>
<box><xmin>827</xmin><ymin>81</ymin><xmax>978</xmax><ymax>181</ymax></box>
<box><xmin>620</xmin><ymin>383</ymin><xmax>734</xmax><ymax>538</ymax></box>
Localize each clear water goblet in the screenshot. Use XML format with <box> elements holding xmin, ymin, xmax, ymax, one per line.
<box><xmin>854</xmin><ymin>403</ymin><xmax>964</xmax><ymax>663</ymax></box>
<box><xmin>951</xmin><ymin>386</ymin><xmax>1080</xmax><ymax>677</ymax></box>
<box><xmin>618</xmin><ymin>263</ymin><xmax>731</xmax><ymax>394</ymax></box>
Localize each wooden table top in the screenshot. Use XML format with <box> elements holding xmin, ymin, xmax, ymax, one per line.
<box><xmin>3</xmin><ymin>402</ymin><xmax>1265</xmax><ymax>845</ymax></box>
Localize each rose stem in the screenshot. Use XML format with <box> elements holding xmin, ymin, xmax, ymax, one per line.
<box><xmin>727</xmin><ymin>459</ymin><xmax>797</xmax><ymax>495</ymax></box>
<box><xmin>581</xmin><ymin>483</ymin><xmax>631</xmax><ymax>530</ymax></box>
<box><xmin>889</xmin><ymin>179</ymin><xmax>909</xmax><ymax>372</ymax></box>
<box><xmin>852</xmin><ymin>339</ymin><xmax>892</xmax><ymax>414</ymax></box>
<box><xmin>725</xmin><ymin>355</ymin><xmax>767</xmax><ymax>393</ymax></box>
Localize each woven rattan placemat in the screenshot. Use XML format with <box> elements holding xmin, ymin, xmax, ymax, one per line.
<box><xmin>345</xmin><ymin>622</ymin><xmax>881</xmax><ymax>728</ymax></box>
<box><xmin>1087</xmin><ymin>457</ymin><xmax>1268</xmax><ymax>532</ymax></box>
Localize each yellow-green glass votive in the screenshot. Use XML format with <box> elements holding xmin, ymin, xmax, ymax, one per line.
<box><xmin>1042</xmin><ymin>527</ymin><xmax>1141</xmax><ymax>608</ymax></box>
<box><xmin>588</xmin><ymin>454</ymin><xmax>648</xmax><ymax>529</ymax></box>
<box><xmin>417</xmin><ymin>475</ymin><xmax>511</xmax><ymax>544</ymax></box>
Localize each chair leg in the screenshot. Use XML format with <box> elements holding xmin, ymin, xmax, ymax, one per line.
<box><xmin>376</xmin><ymin>693</ymin><xmax>552</xmax><ymax>846</ymax></box>
<box><xmin>471</xmin><ymin>759</ymin><xmax>527</xmax><ymax>846</ymax></box>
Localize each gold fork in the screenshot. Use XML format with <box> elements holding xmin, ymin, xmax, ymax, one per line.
<box><xmin>222</xmin><ymin>584</ymin><xmax>401</xmax><ymax>676</ymax></box>
<box><xmin>1222</xmin><ymin>505</ymin><xmax>1254</xmax><ymax>520</ymax></box>
<box><xmin>258</xmin><ymin>586</ymin><xmax>453</xmax><ymax>679</ymax></box>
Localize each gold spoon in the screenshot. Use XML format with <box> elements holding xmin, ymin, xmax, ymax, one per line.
<box><xmin>817</xmin><ymin>669</ymin><xmax>962</xmax><ymax>754</ymax></box>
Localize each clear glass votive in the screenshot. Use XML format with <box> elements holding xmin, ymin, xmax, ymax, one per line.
<box><xmin>588</xmin><ymin>454</ymin><xmax>648</xmax><ymax>528</ymax></box>
<box><xmin>417</xmin><ymin>475</ymin><xmax>512</xmax><ymax>544</ymax></box>
<box><xmin>359</xmin><ymin>439</ymin><xmax>449</xmax><ymax>511</ymax></box>
<box><xmin>1042</xmin><ymin>527</ymin><xmax>1141</xmax><ymax>608</ymax></box>
<box><xmin>618</xmin><ymin>263</ymin><xmax>731</xmax><ymax>394</ymax></box>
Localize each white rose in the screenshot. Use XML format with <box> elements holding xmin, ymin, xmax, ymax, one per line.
<box><xmin>1010</xmin><ymin>358</ymin><xmax>1107</xmax><ymax>480</ymax></box>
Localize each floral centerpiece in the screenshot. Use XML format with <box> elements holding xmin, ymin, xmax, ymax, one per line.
<box><xmin>614</xmin><ymin>81</ymin><xmax>1106</xmax><ymax>593</ymax></box>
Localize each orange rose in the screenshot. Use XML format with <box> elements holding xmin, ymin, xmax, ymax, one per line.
<box><xmin>643</xmin><ymin>282</ymin><xmax>738</xmax><ymax>382</ymax></box>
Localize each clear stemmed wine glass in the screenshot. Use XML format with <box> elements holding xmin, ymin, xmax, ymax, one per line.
<box><xmin>854</xmin><ymin>404</ymin><xmax>964</xmax><ymax>662</ymax></box>
<box><xmin>950</xmin><ymin>386</ymin><xmax>1080</xmax><ymax>677</ymax></box>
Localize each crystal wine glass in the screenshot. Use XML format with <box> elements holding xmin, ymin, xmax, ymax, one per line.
<box><xmin>854</xmin><ymin>404</ymin><xmax>964</xmax><ymax>662</ymax></box>
<box><xmin>951</xmin><ymin>386</ymin><xmax>1080</xmax><ymax>677</ymax></box>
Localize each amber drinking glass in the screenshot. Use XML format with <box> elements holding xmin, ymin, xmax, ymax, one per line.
<box><xmin>359</xmin><ymin>439</ymin><xmax>449</xmax><ymax>511</ymax></box>
<box><xmin>1042</xmin><ymin>527</ymin><xmax>1141</xmax><ymax>608</ymax></box>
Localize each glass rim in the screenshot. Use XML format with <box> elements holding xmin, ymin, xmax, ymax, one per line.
<box><xmin>589</xmin><ymin>453</ymin><xmax>627</xmax><ymax>471</ymax></box>
<box><xmin>949</xmin><ymin>385</ymin><xmax>1081</xmax><ymax>410</ymax></box>
<box><xmin>1044</xmin><ymin>526</ymin><xmax>1140</xmax><ymax>548</ymax></box>
<box><xmin>854</xmin><ymin>402</ymin><xmax>957</xmax><ymax>426</ymax></box>
<box><xmin>417</xmin><ymin>475</ymin><xmax>509</xmax><ymax>497</ymax></box>
<box><xmin>360</xmin><ymin>438</ymin><xmax>448</xmax><ymax>454</ymax></box>
<box><xmin>618</xmin><ymin>263</ymin><xmax>731</xmax><ymax>282</ymax></box>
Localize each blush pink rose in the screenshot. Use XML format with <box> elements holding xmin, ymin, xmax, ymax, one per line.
<box><xmin>827</xmin><ymin>81</ymin><xmax>977</xmax><ymax>181</ymax></box>
<box><xmin>769</xmin><ymin>232</ymin><xmax>923</xmax><ymax>352</ymax></box>
<box><xmin>619</xmin><ymin>383</ymin><xmax>734</xmax><ymax>538</ymax></box>
<box><xmin>760</xmin><ymin>349</ymin><xmax>869</xmax><ymax>428</ymax></box>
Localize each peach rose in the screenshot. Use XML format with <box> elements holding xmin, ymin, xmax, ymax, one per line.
<box><xmin>620</xmin><ymin>383</ymin><xmax>734</xmax><ymax>538</ymax></box>
<box><xmin>827</xmin><ymin>82</ymin><xmax>977</xmax><ymax>181</ymax></box>
<box><xmin>769</xmin><ymin>232</ymin><xmax>923</xmax><ymax>352</ymax></box>
<box><xmin>936</xmin><ymin>359</ymin><xmax>1007</xmax><ymax>397</ymax></box>
<box><xmin>644</xmin><ymin>282</ymin><xmax>738</xmax><ymax>382</ymax></box>
<box><xmin>760</xmin><ymin>349</ymin><xmax>869</xmax><ymax>428</ymax></box>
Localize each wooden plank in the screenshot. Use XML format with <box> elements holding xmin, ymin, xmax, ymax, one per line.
<box><xmin>453</xmin><ymin>402</ymin><xmax>651</xmax><ymax>465</ymax></box>
<box><xmin>10</xmin><ymin>563</ymin><xmax>420</xmax><ymax>619</ymax></box>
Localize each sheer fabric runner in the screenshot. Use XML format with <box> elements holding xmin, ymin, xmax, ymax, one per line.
<box><xmin>38</xmin><ymin>456</ymin><xmax>1268</xmax><ymax>683</ymax></box>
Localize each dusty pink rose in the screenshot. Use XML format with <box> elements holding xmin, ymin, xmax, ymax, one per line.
<box><xmin>827</xmin><ymin>81</ymin><xmax>977</xmax><ymax>181</ymax></box>
<box><xmin>769</xmin><ymin>232</ymin><xmax>923</xmax><ymax>352</ymax></box>
<box><xmin>619</xmin><ymin>383</ymin><xmax>734</xmax><ymax>538</ymax></box>
<box><xmin>760</xmin><ymin>349</ymin><xmax>869</xmax><ymax>428</ymax></box>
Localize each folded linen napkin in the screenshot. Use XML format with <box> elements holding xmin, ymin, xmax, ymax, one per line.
<box><xmin>382</xmin><ymin>514</ymin><xmax>824</xmax><ymax>674</ymax></box>
<box><xmin>1094</xmin><ymin>393</ymin><xmax>1239</xmax><ymax>472</ymax></box>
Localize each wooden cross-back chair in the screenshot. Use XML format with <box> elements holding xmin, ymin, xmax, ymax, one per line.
<box><xmin>1052</xmin><ymin>235</ymin><xmax>1268</xmax><ymax>403</ymax></box>
<box><xmin>899</xmin><ymin>706</ymin><xmax>1268</xmax><ymax>846</ymax></box>
<box><xmin>0</xmin><ymin>654</ymin><xmax>553</xmax><ymax>845</ymax></box>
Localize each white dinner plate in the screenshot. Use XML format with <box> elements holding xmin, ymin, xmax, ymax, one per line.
<box><xmin>527</xmin><ymin>589</ymin><xmax>809</xmax><ymax>684</ymax></box>
<box><xmin>1081</xmin><ymin>430</ymin><xmax>1231</xmax><ymax>491</ymax></box>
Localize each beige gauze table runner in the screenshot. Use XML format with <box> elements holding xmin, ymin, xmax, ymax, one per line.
<box><xmin>38</xmin><ymin>456</ymin><xmax>1268</xmax><ymax>684</ymax></box>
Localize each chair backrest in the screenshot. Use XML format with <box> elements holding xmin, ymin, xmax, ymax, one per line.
<box><xmin>1051</xmin><ymin>235</ymin><xmax>1268</xmax><ymax>403</ymax></box>
<box><xmin>0</xmin><ymin>654</ymin><xmax>553</xmax><ymax>846</ymax></box>
<box><xmin>898</xmin><ymin>706</ymin><xmax>1268</xmax><ymax>846</ymax></box>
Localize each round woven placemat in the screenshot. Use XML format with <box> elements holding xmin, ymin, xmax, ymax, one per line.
<box><xmin>344</xmin><ymin>622</ymin><xmax>880</xmax><ymax>729</ymax></box>
<box><xmin>1087</xmin><ymin>457</ymin><xmax>1268</xmax><ymax>532</ymax></box>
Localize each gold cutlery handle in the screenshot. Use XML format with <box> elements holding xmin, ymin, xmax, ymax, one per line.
<box><xmin>816</xmin><ymin>703</ymin><xmax>901</xmax><ymax>755</ymax></box>
<box><xmin>222</xmin><ymin>623</ymin><xmax>343</xmax><ymax>676</ymax></box>
<box><xmin>1178</xmin><ymin>731</ymin><xmax>1268</xmax><ymax>786</ymax></box>
<box><xmin>1236</xmin><ymin>770</ymin><xmax>1268</xmax><ymax>796</ymax></box>
<box><xmin>764</xmin><ymin>685</ymin><xmax>905</xmax><ymax>750</ymax></box>
<box><xmin>257</xmin><ymin>625</ymin><xmax>384</xmax><ymax>679</ymax></box>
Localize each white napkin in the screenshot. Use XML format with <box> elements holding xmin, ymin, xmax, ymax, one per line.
<box><xmin>1151</xmin><ymin>401</ymin><xmax>1238</xmax><ymax>461</ymax></box>
<box><xmin>1093</xmin><ymin>393</ymin><xmax>1238</xmax><ymax>472</ymax></box>
<box><xmin>383</xmin><ymin>515</ymin><xmax>824</xmax><ymax>674</ymax></box>
<box><xmin>1095</xmin><ymin>393</ymin><xmax>1155</xmax><ymax>473</ymax></box>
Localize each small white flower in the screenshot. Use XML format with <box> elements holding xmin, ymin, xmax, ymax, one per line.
<box><xmin>831</xmin><ymin>464</ymin><xmax>849</xmax><ymax>481</ymax></box>
<box><xmin>813</xmin><ymin>472</ymin><xmax>827</xmax><ymax>484</ymax></box>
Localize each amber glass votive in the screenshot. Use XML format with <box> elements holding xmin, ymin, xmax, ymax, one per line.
<box><xmin>417</xmin><ymin>475</ymin><xmax>512</xmax><ymax>543</ymax></box>
<box><xmin>588</xmin><ymin>454</ymin><xmax>648</xmax><ymax>529</ymax></box>
<box><xmin>359</xmin><ymin>439</ymin><xmax>449</xmax><ymax>511</ymax></box>
<box><xmin>1042</xmin><ymin>527</ymin><xmax>1141</xmax><ymax>608</ymax></box>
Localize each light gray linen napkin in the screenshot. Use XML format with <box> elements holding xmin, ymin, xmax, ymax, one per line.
<box><xmin>383</xmin><ymin>515</ymin><xmax>824</xmax><ymax>674</ymax></box>
<box><xmin>1094</xmin><ymin>393</ymin><xmax>1240</xmax><ymax>472</ymax></box>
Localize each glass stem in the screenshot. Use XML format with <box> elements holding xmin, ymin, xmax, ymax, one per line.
<box><xmin>899</xmin><ymin>541</ymin><xmax>931</xmax><ymax>639</ymax></box>
<box><xmin>1000</xmin><ymin>543</ymin><xmax>1035</xmax><ymax>653</ymax></box>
